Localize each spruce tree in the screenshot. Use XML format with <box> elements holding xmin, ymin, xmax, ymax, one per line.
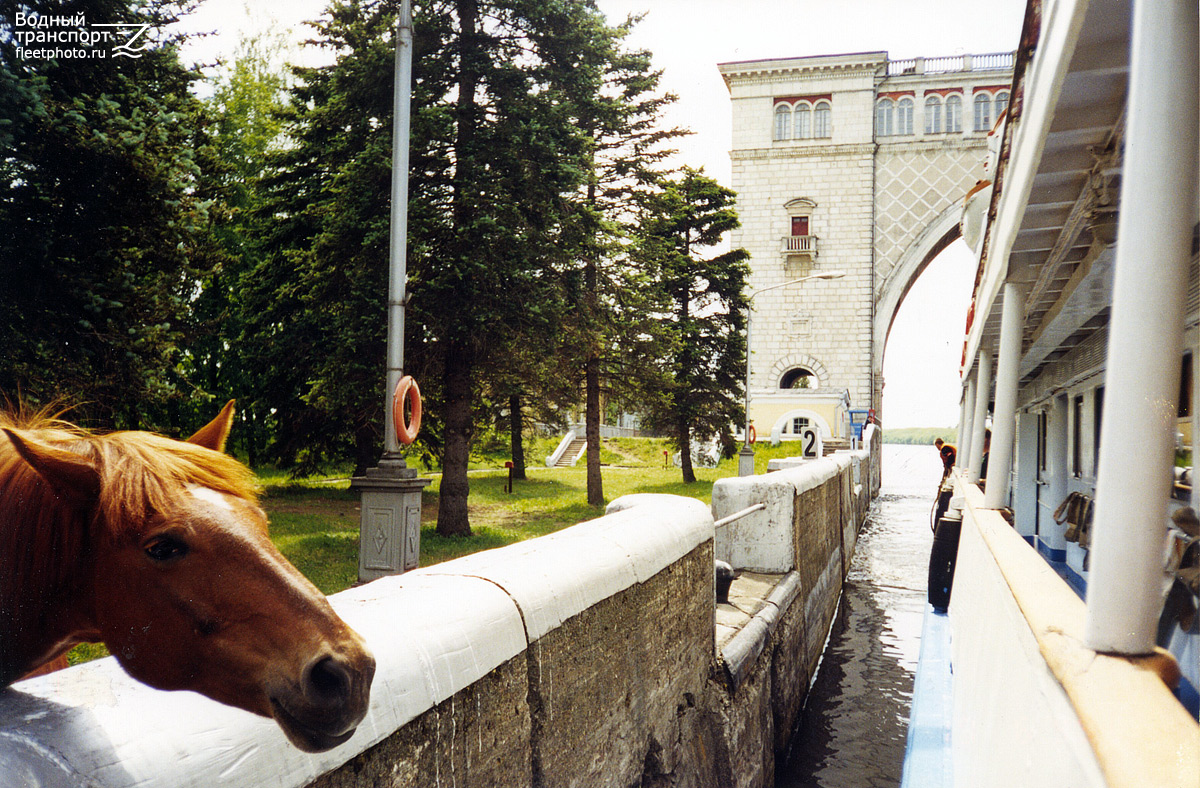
<box><xmin>0</xmin><ymin>0</ymin><xmax>218</xmax><ymax>428</ymax></box>
<box><xmin>636</xmin><ymin>168</ymin><xmax>750</xmax><ymax>483</ymax></box>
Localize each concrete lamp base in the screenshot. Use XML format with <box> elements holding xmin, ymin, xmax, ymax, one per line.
<box><xmin>351</xmin><ymin>458</ymin><xmax>430</xmax><ymax>582</ymax></box>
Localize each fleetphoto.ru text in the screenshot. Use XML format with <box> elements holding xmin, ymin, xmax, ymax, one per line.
<box><xmin>13</xmin><ymin>11</ymin><xmax>152</xmax><ymax>61</ymax></box>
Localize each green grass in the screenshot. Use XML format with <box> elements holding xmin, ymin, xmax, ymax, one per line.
<box><xmin>60</xmin><ymin>438</ymin><xmax>815</xmax><ymax>668</ymax></box>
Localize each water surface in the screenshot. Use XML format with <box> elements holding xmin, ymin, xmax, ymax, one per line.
<box><xmin>776</xmin><ymin>444</ymin><xmax>942</xmax><ymax>788</ymax></box>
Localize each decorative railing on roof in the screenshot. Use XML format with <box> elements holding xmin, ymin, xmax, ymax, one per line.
<box><xmin>886</xmin><ymin>52</ymin><xmax>1015</xmax><ymax>76</ymax></box>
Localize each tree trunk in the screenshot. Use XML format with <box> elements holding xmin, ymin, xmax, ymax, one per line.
<box><xmin>436</xmin><ymin>0</ymin><xmax>481</xmax><ymax>537</ymax></box>
<box><xmin>585</xmin><ymin>353</ymin><xmax>604</xmax><ymax>506</ymax></box>
<box><xmin>438</xmin><ymin>338</ymin><xmax>473</xmax><ymax>536</ymax></box>
<box><xmin>352</xmin><ymin>419</ymin><xmax>376</xmax><ymax>478</ymax></box>
<box><xmin>678</xmin><ymin>417</ymin><xmax>696</xmax><ymax>484</ymax></box>
<box><xmin>509</xmin><ymin>393</ymin><xmax>527</xmax><ymax>480</ymax></box>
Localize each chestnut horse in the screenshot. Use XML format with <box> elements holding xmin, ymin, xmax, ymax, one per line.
<box><xmin>0</xmin><ymin>403</ymin><xmax>375</xmax><ymax>752</ymax></box>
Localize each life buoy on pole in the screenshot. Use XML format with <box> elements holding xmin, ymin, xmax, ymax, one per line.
<box><xmin>748</xmin><ymin>424</ymin><xmax>757</xmax><ymax>445</ymax></box>
<box><xmin>392</xmin><ymin>375</ymin><xmax>422</xmax><ymax>445</ymax></box>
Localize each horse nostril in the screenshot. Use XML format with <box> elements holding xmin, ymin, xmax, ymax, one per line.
<box><xmin>303</xmin><ymin>655</ymin><xmax>352</xmax><ymax>705</ymax></box>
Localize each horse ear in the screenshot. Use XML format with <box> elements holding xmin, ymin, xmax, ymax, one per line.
<box><xmin>2</xmin><ymin>428</ymin><xmax>101</xmax><ymax>500</ymax></box>
<box><xmin>187</xmin><ymin>400</ymin><xmax>236</xmax><ymax>452</ymax></box>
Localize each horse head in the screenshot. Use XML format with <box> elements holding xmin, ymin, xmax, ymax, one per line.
<box><xmin>2</xmin><ymin>403</ymin><xmax>375</xmax><ymax>753</ymax></box>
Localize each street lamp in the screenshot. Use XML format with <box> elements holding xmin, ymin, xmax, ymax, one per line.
<box><xmin>738</xmin><ymin>270</ymin><xmax>847</xmax><ymax>477</ymax></box>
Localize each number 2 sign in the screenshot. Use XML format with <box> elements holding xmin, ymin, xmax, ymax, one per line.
<box><xmin>800</xmin><ymin>426</ymin><xmax>823</xmax><ymax>459</ymax></box>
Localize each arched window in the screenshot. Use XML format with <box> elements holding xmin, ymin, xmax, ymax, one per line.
<box><xmin>780</xmin><ymin>367</ymin><xmax>817</xmax><ymax>389</ymax></box>
<box><xmin>924</xmin><ymin>95</ymin><xmax>943</xmax><ymax>133</ymax></box>
<box><xmin>773</xmin><ymin>104</ymin><xmax>792</xmax><ymax>141</ymax></box>
<box><xmin>875</xmin><ymin>98</ymin><xmax>894</xmax><ymax>137</ymax></box>
<box><xmin>794</xmin><ymin>103</ymin><xmax>811</xmax><ymax>139</ymax></box>
<box><xmin>945</xmin><ymin>94</ymin><xmax>963</xmax><ymax>133</ymax></box>
<box><xmin>973</xmin><ymin>92</ymin><xmax>992</xmax><ymax>131</ymax></box>
<box><xmin>897</xmin><ymin>97</ymin><xmax>914</xmax><ymax>135</ymax></box>
<box><xmin>994</xmin><ymin>90</ymin><xmax>1010</xmax><ymax>119</ymax></box>
<box><xmin>813</xmin><ymin>101</ymin><xmax>832</xmax><ymax>138</ymax></box>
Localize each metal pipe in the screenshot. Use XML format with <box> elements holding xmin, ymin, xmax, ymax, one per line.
<box><xmin>985</xmin><ymin>283</ymin><xmax>1026</xmax><ymax>508</ymax></box>
<box><xmin>1084</xmin><ymin>0</ymin><xmax>1198</xmax><ymax>654</ymax></box>
<box><xmin>967</xmin><ymin>350</ymin><xmax>992</xmax><ymax>484</ymax></box>
<box><xmin>383</xmin><ymin>0</ymin><xmax>414</xmax><ymax>458</ymax></box>
<box><xmin>714</xmin><ymin>503</ymin><xmax>767</xmax><ymax>529</ymax></box>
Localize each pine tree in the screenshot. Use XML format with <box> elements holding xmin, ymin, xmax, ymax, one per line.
<box><xmin>0</xmin><ymin>0</ymin><xmax>219</xmax><ymax>428</ymax></box>
<box><xmin>636</xmin><ymin>168</ymin><xmax>750</xmax><ymax>483</ymax></box>
<box><xmin>559</xmin><ymin>12</ymin><xmax>686</xmax><ymax>506</ymax></box>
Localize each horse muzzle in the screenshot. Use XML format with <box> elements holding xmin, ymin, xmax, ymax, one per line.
<box><xmin>268</xmin><ymin>649</ymin><xmax>376</xmax><ymax>753</ymax></box>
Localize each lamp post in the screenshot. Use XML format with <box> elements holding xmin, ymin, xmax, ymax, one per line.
<box><xmin>351</xmin><ymin>0</ymin><xmax>431</xmax><ymax>582</ymax></box>
<box><xmin>738</xmin><ymin>270</ymin><xmax>846</xmax><ymax>477</ymax></box>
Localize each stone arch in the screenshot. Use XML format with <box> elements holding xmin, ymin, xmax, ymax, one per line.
<box><xmin>768</xmin><ymin>354</ymin><xmax>829</xmax><ymax>389</ymax></box>
<box><xmin>769</xmin><ymin>408</ymin><xmax>833</xmax><ymax>444</ymax></box>
<box><xmin>872</xmin><ymin>202</ymin><xmax>963</xmax><ymax>384</ymax></box>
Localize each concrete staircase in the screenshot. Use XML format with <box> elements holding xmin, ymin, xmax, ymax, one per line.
<box><xmin>822</xmin><ymin>439</ymin><xmax>851</xmax><ymax>456</ymax></box>
<box><xmin>555</xmin><ymin>437</ymin><xmax>587</xmax><ymax>467</ymax></box>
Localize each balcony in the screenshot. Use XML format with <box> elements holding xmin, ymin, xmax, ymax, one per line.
<box><xmin>780</xmin><ymin>235</ymin><xmax>819</xmax><ymax>257</ymax></box>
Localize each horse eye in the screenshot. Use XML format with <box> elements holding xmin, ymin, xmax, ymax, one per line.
<box><xmin>144</xmin><ymin>535</ymin><xmax>189</xmax><ymax>562</ymax></box>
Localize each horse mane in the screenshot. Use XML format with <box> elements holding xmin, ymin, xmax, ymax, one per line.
<box><xmin>0</xmin><ymin>407</ymin><xmax>261</xmax><ymax>678</ymax></box>
<box><xmin>0</xmin><ymin>408</ymin><xmax>261</xmax><ymax>536</ymax></box>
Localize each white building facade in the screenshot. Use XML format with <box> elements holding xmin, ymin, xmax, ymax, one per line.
<box><xmin>719</xmin><ymin>51</ymin><xmax>1014</xmax><ymax>440</ymax></box>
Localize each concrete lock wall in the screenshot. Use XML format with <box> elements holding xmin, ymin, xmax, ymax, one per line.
<box><xmin>0</xmin><ymin>448</ymin><xmax>878</xmax><ymax>788</ymax></box>
<box><xmin>709</xmin><ymin>445</ymin><xmax>876</xmax><ymax>785</ymax></box>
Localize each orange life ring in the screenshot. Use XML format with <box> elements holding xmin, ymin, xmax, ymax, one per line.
<box><xmin>748</xmin><ymin>424</ymin><xmax>757</xmax><ymax>445</ymax></box>
<box><xmin>392</xmin><ymin>375</ymin><xmax>422</xmax><ymax>445</ymax></box>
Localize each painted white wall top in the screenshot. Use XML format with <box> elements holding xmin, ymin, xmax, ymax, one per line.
<box><xmin>0</xmin><ymin>573</ymin><xmax>525</xmax><ymax>788</ymax></box>
<box><xmin>0</xmin><ymin>494</ymin><xmax>713</xmax><ymax>787</ymax></box>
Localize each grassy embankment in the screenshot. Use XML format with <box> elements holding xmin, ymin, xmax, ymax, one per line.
<box><xmin>266</xmin><ymin>436</ymin><xmax>808</xmax><ymax>595</ymax></box>
<box><xmin>61</xmin><ymin>437</ymin><xmax>831</xmax><ymax>667</ymax></box>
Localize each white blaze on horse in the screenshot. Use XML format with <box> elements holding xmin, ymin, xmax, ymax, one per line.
<box><xmin>0</xmin><ymin>402</ymin><xmax>375</xmax><ymax>753</ymax></box>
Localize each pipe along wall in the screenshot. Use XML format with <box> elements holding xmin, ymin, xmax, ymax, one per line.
<box><xmin>0</xmin><ymin>437</ymin><xmax>880</xmax><ymax>788</ymax></box>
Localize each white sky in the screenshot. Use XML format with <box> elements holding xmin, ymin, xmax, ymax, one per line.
<box><xmin>176</xmin><ymin>0</ymin><xmax>1027</xmax><ymax>428</ymax></box>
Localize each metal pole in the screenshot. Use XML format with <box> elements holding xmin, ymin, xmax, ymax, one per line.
<box><xmin>985</xmin><ymin>283</ymin><xmax>1026</xmax><ymax>508</ymax></box>
<box><xmin>960</xmin><ymin>374</ymin><xmax>976</xmax><ymax>468</ymax></box>
<box><xmin>383</xmin><ymin>0</ymin><xmax>414</xmax><ymax>458</ymax></box>
<box><xmin>1084</xmin><ymin>0</ymin><xmax>1198</xmax><ymax>655</ymax></box>
<box><xmin>967</xmin><ymin>349</ymin><xmax>992</xmax><ymax>484</ymax></box>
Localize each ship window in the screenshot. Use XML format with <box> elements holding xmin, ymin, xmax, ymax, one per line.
<box><xmin>1072</xmin><ymin>394</ymin><xmax>1084</xmax><ymax>477</ymax></box>
<box><xmin>1179</xmin><ymin>354</ymin><xmax>1192</xmax><ymax>418</ymax></box>
<box><xmin>1037</xmin><ymin>410</ymin><xmax>1048</xmax><ymax>474</ymax></box>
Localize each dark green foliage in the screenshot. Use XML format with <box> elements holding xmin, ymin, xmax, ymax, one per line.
<box><xmin>0</xmin><ymin>0</ymin><xmax>217</xmax><ymax>430</ymax></box>
<box><xmin>636</xmin><ymin>168</ymin><xmax>750</xmax><ymax>483</ymax></box>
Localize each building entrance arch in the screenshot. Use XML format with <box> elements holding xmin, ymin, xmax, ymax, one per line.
<box><xmin>873</xmin><ymin>203</ymin><xmax>964</xmax><ymax>387</ymax></box>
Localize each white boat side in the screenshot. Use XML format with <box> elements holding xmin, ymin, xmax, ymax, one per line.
<box><xmin>906</xmin><ymin>0</ymin><xmax>1200</xmax><ymax>785</ymax></box>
